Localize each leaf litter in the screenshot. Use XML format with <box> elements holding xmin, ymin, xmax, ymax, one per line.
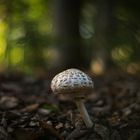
<box><xmin>0</xmin><ymin>71</ymin><xmax>139</xmax><ymax>140</ymax></box>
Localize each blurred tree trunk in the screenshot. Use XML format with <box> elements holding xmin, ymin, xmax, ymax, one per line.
<box><xmin>92</xmin><ymin>0</ymin><xmax>116</xmax><ymax>73</ymax></box>
<box><xmin>52</xmin><ymin>0</ymin><xmax>88</xmax><ymax>71</ymax></box>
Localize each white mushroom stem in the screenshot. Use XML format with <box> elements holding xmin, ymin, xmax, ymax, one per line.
<box><xmin>75</xmin><ymin>99</ymin><xmax>93</xmax><ymax>128</ymax></box>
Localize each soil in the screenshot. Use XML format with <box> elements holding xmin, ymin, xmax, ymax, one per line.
<box><xmin>0</xmin><ymin>70</ymin><xmax>140</xmax><ymax>140</ymax></box>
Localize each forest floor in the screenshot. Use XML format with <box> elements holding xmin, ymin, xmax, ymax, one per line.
<box><xmin>0</xmin><ymin>70</ymin><xmax>140</xmax><ymax>140</ymax></box>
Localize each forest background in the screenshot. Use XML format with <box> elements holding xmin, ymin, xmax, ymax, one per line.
<box><xmin>0</xmin><ymin>0</ymin><xmax>140</xmax><ymax>76</ymax></box>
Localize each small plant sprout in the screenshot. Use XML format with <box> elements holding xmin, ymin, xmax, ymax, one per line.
<box><xmin>51</xmin><ymin>68</ymin><xmax>94</xmax><ymax>128</ymax></box>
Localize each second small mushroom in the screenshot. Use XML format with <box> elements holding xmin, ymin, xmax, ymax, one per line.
<box><xmin>51</xmin><ymin>68</ymin><xmax>94</xmax><ymax>128</ymax></box>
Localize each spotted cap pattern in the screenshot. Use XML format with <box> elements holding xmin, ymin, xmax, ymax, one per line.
<box><xmin>51</xmin><ymin>68</ymin><xmax>94</xmax><ymax>95</ymax></box>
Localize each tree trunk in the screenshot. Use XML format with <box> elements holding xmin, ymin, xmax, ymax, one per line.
<box><xmin>52</xmin><ymin>0</ymin><xmax>88</xmax><ymax>71</ymax></box>
<box><xmin>92</xmin><ymin>0</ymin><xmax>116</xmax><ymax>73</ymax></box>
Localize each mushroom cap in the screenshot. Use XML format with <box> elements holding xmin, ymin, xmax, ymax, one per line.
<box><xmin>51</xmin><ymin>68</ymin><xmax>94</xmax><ymax>97</ymax></box>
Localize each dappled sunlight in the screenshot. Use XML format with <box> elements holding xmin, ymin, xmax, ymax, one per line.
<box><xmin>126</xmin><ymin>62</ymin><xmax>140</xmax><ymax>74</ymax></box>
<box><xmin>111</xmin><ymin>45</ymin><xmax>133</xmax><ymax>65</ymax></box>
<box><xmin>43</xmin><ymin>48</ymin><xmax>59</xmax><ymax>61</ymax></box>
<box><xmin>10</xmin><ymin>27</ymin><xmax>25</xmax><ymax>40</ymax></box>
<box><xmin>0</xmin><ymin>21</ymin><xmax>7</xmax><ymax>61</ymax></box>
<box><xmin>0</xmin><ymin>43</ymin><xmax>6</xmax><ymax>61</ymax></box>
<box><xmin>90</xmin><ymin>58</ymin><xmax>105</xmax><ymax>75</ymax></box>
<box><xmin>25</xmin><ymin>0</ymin><xmax>46</xmax><ymax>21</ymax></box>
<box><xmin>43</xmin><ymin>47</ymin><xmax>61</xmax><ymax>68</ymax></box>
<box><xmin>0</xmin><ymin>0</ymin><xmax>139</xmax><ymax>75</ymax></box>
<box><xmin>10</xmin><ymin>47</ymin><xmax>24</xmax><ymax>65</ymax></box>
<box><xmin>80</xmin><ymin>3</ymin><xmax>95</xmax><ymax>39</ymax></box>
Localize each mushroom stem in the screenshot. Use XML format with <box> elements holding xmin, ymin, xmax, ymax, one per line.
<box><xmin>75</xmin><ymin>99</ymin><xmax>93</xmax><ymax>128</ymax></box>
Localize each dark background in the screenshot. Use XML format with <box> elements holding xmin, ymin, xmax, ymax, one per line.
<box><xmin>0</xmin><ymin>0</ymin><xmax>140</xmax><ymax>75</ymax></box>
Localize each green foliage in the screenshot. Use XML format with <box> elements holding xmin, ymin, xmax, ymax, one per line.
<box><xmin>0</xmin><ymin>0</ymin><xmax>140</xmax><ymax>74</ymax></box>
<box><xmin>0</xmin><ymin>0</ymin><xmax>52</xmax><ymax>73</ymax></box>
<box><xmin>42</xmin><ymin>104</ymin><xmax>59</xmax><ymax>112</ymax></box>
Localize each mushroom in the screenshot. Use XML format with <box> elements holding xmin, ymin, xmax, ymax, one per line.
<box><xmin>51</xmin><ymin>68</ymin><xmax>94</xmax><ymax>128</ymax></box>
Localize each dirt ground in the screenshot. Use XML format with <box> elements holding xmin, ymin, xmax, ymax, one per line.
<box><xmin>0</xmin><ymin>70</ymin><xmax>140</xmax><ymax>140</ymax></box>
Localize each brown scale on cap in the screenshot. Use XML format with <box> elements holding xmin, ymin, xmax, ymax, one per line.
<box><xmin>51</xmin><ymin>68</ymin><xmax>94</xmax><ymax>96</ymax></box>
